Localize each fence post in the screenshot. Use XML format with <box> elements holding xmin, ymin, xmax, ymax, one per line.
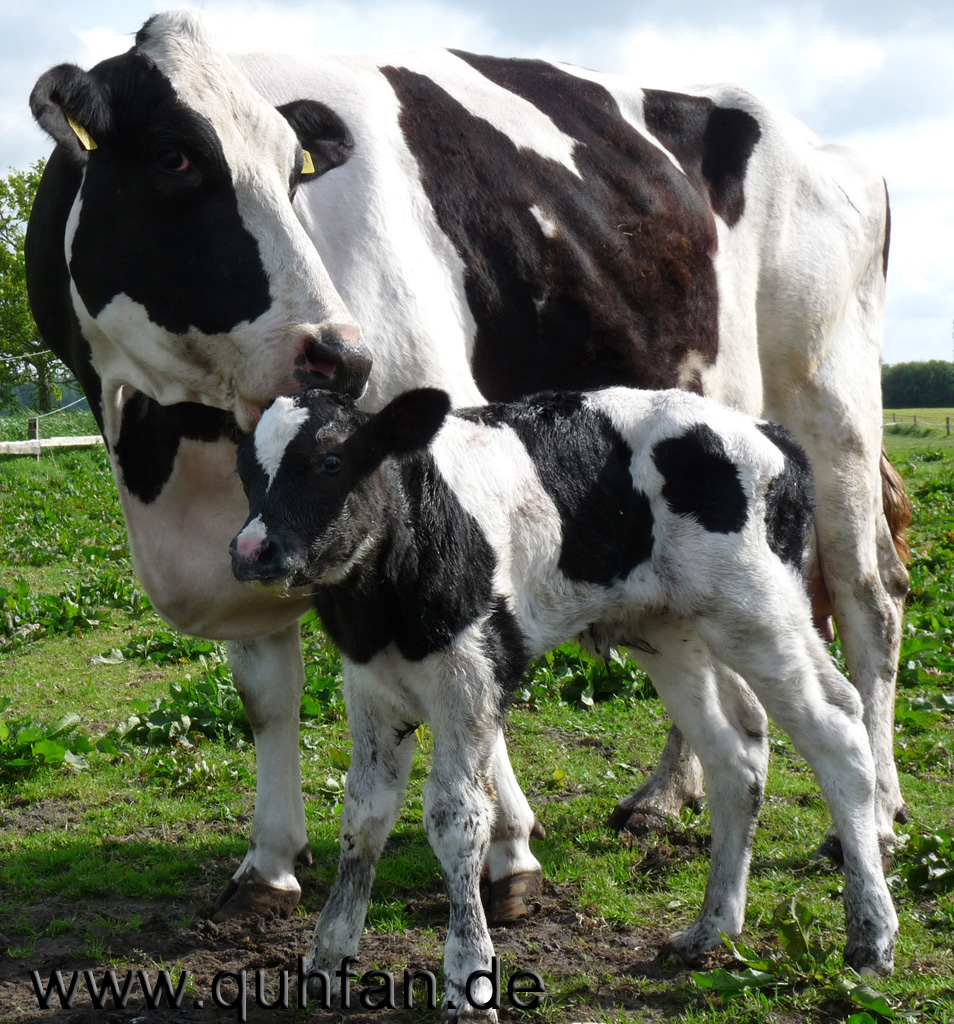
<box><xmin>27</xmin><ymin>417</ymin><xmax>39</xmax><ymax>440</ymax></box>
<box><xmin>948</xmin><ymin>417</ymin><xmax>951</xmax><ymax>436</ymax></box>
<box><xmin>914</xmin><ymin>415</ymin><xmax>917</xmax><ymax>426</ymax></box>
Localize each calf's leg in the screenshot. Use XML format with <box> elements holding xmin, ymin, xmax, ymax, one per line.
<box><xmin>629</xmin><ymin>617</ymin><xmax>769</xmax><ymax>959</ymax></box>
<box><xmin>425</xmin><ymin>717</ymin><xmax>499</xmax><ymax>1021</ymax></box>
<box><xmin>306</xmin><ymin>661</ymin><xmax>418</xmax><ymax>985</ymax></box>
<box><xmin>697</xmin><ymin>594</ymin><xmax>898</xmax><ymax>975</ymax></box>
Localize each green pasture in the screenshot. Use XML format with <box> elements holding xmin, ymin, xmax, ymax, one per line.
<box><xmin>0</xmin><ymin>408</ymin><xmax>952</xmax><ymax>1022</ymax></box>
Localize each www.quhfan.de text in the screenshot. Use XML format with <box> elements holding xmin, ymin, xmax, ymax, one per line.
<box><xmin>30</xmin><ymin>956</ymin><xmax>546</xmax><ymax>1021</ymax></box>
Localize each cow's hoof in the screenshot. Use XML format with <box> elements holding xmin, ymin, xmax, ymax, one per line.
<box><xmin>608</xmin><ymin>805</ymin><xmax>671</xmax><ymax>835</ymax></box>
<box><xmin>531</xmin><ymin>816</ymin><xmax>547</xmax><ymax>840</ymax></box>
<box><xmin>482</xmin><ymin>868</ymin><xmax>542</xmax><ymax>924</ymax></box>
<box><xmin>209</xmin><ymin>870</ymin><xmax>300</xmax><ymax>923</ymax></box>
<box><xmin>813</xmin><ymin>834</ymin><xmax>845</xmax><ymax>867</ymax></box>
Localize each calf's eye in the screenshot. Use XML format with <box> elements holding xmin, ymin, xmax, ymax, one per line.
<box><xmin>321</xmin><ymin>454</ymin><xmax>342</xmax><ymax>474</ymax></box>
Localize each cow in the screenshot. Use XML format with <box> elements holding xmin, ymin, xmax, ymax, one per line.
<box><xmin>25</xmin><ymin>8</ymin><xmax>909</xmax><ymax>925</ymax></box>
<box><xmin>229</xmin><ymin>384</ymin><xmax>898</xmax><ymax>1017</ymax></box>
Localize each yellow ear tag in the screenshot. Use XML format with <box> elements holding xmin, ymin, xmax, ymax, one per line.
<box><xmin>301</xmin><ymin>149</ymin><xmax>316</xmax><ymax>175</ymax></box>
<box><xmin>67</xmin><ymin>117</ymin><xmax>98</xmax><ymax>151</ymax></box>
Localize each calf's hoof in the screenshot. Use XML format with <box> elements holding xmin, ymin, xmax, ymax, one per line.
<box><xmin>661</xmin><ymin>917</ymin><xmax>729</xmax><ymax>967</ymax></box>
<box><xmin>844</xmin><ymin>935</ymin><xmax>896</xmax><ymax>978</ymax></box>
<box><xmin>209</xmin><ymin>869</ymin><xmax>300</xmax><ymax>922</ymax></box>
<box><xmin>608</xmin><ymin>805</ymin><xmax>672</xmax><ymax>836</ymax></box>
<box><xmin>482</xmin><ymin>868</ymin><xmax>542</xmax><ymax>924</ymax></box>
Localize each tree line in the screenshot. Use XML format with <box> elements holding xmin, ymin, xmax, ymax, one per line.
<box><xmin>0</xmin><ymin>165</ymin><xmax>952</xmax><ymax>415</ymax></box>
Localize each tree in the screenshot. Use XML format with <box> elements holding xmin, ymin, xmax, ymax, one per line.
<box><xmin>882</xmin><ymin>360</ymin><xmax>954</xmax><ymax>408</ymax></box>
<box><xmin>0</xmin><ymin>161</ymin><xmax>73</xmax><ymax>413</ymax></box>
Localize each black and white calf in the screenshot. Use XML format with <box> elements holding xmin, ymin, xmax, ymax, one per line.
<box><xmin>230</xmin><ymin>386</ymin><xmax>897</xmax><ymax>1013</ymax></box>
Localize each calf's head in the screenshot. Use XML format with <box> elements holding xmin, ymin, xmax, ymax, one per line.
<box><xmin>29</xmin><ymin>9</ymin><xmax>371</xmax><ymax>429</ymax></box>
<box><xmin>231</xmin><ymin>388</ymin><xmax>451</xmax><ymax>587</ymax></box>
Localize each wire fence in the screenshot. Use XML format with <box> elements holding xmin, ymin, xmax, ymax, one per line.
<box><xmin>883</xmin><ymin>412</ymin><xmax>953</xmax><ymax>435</ymax></box>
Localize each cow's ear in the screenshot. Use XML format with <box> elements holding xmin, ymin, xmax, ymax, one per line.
<box><xmin>277</xmin><ymin>99</ymin><xmax>354</xmax><ymax>178</ymax></box>
<box><xmin>372</xmin><ymin>389</ymin><xmax>452</xmax><ymax>455</ymax></box>
<box><xmin>30</xmin><ymin>64</ymin><xmax>111</xmax><ymax>163</ymax></box>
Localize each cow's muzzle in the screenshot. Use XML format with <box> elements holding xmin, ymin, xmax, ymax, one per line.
<box><xmin>294</xmin><ymin>323</ymin><xmax>372</xmax><ymax>399</ymax></box>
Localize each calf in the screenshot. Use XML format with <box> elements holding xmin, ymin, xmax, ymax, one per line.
<box><xmin>230</xmin><ymin>386</ymin><xmax>897</xmax><ymax>1016</ymax></box>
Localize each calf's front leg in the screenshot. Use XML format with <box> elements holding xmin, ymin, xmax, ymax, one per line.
<box><xmin>306</xmin><ymin>660</ymin><xmax>418</xmax><ymax>985</ymax></box>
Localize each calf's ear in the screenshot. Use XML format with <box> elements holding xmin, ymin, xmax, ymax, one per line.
<box><xmin>371</xmin><ymin>389</ymin><xmax>452</xmax><ymax>455</ymax></box>
<box><xmin>30</xmin><ymin>64</ymin><xmax>112</xmax><ymax>163</ymax></box>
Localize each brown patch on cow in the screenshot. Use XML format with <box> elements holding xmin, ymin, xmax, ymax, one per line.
<box><xmin>382</xmin><ymin>56</ymin><xmax>721</xmax><ymax>401</ymax></box>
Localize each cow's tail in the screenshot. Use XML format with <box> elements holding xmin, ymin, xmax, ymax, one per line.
<box><xmin>881</xmin><ymin>447</ymin><xmax>912</xmax><ymax>564</ymax></box>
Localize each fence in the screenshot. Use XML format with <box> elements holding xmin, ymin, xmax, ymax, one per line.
<box><xmin>883</xmin><ymin>412</ymin><xmax>953</xmax><ymax>435</ymax></box>
<box><xmin>0</xmin><ymin>396</ymin><xmax>103</xmax><ymax>457</ymax></box>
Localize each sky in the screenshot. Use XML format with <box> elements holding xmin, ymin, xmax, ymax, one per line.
<box><xmin>3</xmin><ymin>1</ymin><xmax>952</xmax><ymax>365</ymax></box>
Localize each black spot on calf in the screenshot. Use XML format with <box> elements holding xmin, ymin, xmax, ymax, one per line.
<box><xmin>652</xmin><ymin>423</ymin><xmax>748</xmax><ymax>533</ymax></box>
<box><xmin>756</xmin><ymin>421</ymin><xmax>815</xmax><ymax>570</ymax></box>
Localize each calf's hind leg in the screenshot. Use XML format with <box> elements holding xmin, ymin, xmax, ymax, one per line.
<box><xmin>697</xmin><ymin>598</ymin><xmax>898</xmax><ymax>975</ymax></box>
<box><xmin>627</xmin><ymin>617</ymin><xmax>769</xmax><ymax>961</ymax></box>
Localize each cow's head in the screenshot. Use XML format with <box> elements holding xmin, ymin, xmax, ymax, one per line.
<box><xmin>230</xmin><ymin>388</ymin><xmax>450</xmax><ymax>587</ymax></box>
<box><xmin>29</xmin><ymin>9</ymin><xmax>371</xmax><ymax>431</ymax></box>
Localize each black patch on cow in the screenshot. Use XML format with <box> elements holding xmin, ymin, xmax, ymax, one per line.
<box><xmin>25</xmin><ymin>148</ymin><xmax>105</xmax><ymax>433</ymax></box>
<box><xmin>756</xmin><ymin>422</ymin><xmax>814</xmax><ymax>571</ymax></box>
<box><xmin>113</xmin><ymin>394</ymin><xmax>242</xmax><ymax>503</ymax></box>
<box><xmin>457</xmin><ymin>393</ymin><xmax>655</xmax><ymax>585</ymax></box>
<box><xmin>652</xmin><ymin>424</ymin><xmax>748</xmax><ymax>533</ymax></box>
<box><xmin>642</xmin><ymin>90</ymin><xmax>761</xmax><ymax>228</ymax></box>
<box><xmin>380</xmin><ymin>56</ymin><xmax>720</xmax><ymax>401</ymax></box>
<box><xmin>481</xmin><ymin>597</ymin><xmax>529</xmax><ymax>711</ymax></box>
<box><xmin>46</xmin><ymin>50</ymin><xmax>273</xmax><ymax>335</ymax></box>
<box><xmin>313</xmin><ymin>453</ymin><xmax>498</xmax><ymax>664</ymax></box>
<box><xmin>277</xmin><ymin>99</ymin><xmax>354</xmax><ymax>180</ymax></box>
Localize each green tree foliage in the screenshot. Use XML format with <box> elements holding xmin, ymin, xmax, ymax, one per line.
<box><xmin>882</xmin><ymin>360</ymin><xmax>954</xmax><ymax>408</ymax></box>
<box><xmin>0</xmin><ymin>161</ymin><xmax>72</xmax><ymax>413</ymax></box>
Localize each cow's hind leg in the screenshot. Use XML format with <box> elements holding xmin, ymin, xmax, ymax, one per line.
<box><xmin>698</xmin><ymin>600</ymin><xmax>898</xmax><ymax>975</ymax></box>
<box><xmin>628</xmin><ymin>618</ymin><xmax>769</xmax><ymax>960</ymax></box>
<box><xmin>211</xmin><ymin>622</ymin><xmax>310</xmax><ymax>920</ymax></box>
<box><xmin>606</xmin><ymin>724</ymin><xmax>705</xmax><ymax>834</ymax></box>
<box><xmin>483</xmin><ymin>728</ymin><xmax>544</xmax><ymax>924</ymax></box>
<box><xmin>306</xmin><ymin>661</ymin><xmax>418</xmax><ymax>986</ymax></box>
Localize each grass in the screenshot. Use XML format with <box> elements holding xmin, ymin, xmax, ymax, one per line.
<box><xmin>0</xmin><ymin>415</ymin><xmax>952</xmax><ymax>1022</ymax></box>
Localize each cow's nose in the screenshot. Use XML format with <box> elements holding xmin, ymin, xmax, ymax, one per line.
<box><xmin>293</xmin><ymin>323</ymin><xmax>373</xmax><ymax>399</ymax></box>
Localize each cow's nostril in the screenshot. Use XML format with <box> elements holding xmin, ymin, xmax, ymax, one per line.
<box><xmin>299</xmin><ymin>336</ymin><xmax>337</xmax><ymax>379</ymax></box>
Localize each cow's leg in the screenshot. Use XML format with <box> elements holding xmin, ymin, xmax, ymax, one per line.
<box><xmin>697</xmin><ymin>592</ymin><xmax>898</xmax><ymax>974</ymax></box>
<box><xmin>210</xmin><ymin>621</ymin><xmax>310</xmax><ymax>920</ymax></box>
<box><xmin>425</xmin><ymin>712</ymin><xmax>498</xmax><ymax>1021</ymax></box>
<box><xmin>606</xmin><ymin>724</ymin><xmax>705</xmax><ymax>834</ymax></box>
<box><xmin>759</xmin><ymin>182</ymin><xmax>909</xmax><ymax>853</ymax></box>
<box><xmin>763</xmin><ymin>394</ymin><xmax>908</xmax><ymax>853</ymax></box>
<box><xmin>628</xmin><ymin>618</ymin><xmax>768</xmax><ymax>959</ymax></box>
<box><xmin>306</xmin><ymin>661</ymin><xmax>418</xmax><ymax>983</ymax></box>
<box><xmin>483</xmin><ymin>728</ymin><xmax>544</xmax><ymax>924</ymax></box>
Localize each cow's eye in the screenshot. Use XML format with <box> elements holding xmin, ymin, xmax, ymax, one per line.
<box><xmin>157</xmin><ymin>147</ymin><xmax>191</xmax><ymax>173</ymax></box>
<box><xmin>321</xmin><ymin>454</ymin><xmax>342</xmax><ymax>474</ymax></box>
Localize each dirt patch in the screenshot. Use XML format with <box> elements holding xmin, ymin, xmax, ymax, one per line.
<box><xmin>0</xmin><ymin>863</ymin><xmax>714</xmax><ymax>1024</ymax></box>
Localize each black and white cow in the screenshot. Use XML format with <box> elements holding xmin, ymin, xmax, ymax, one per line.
<box><xmin>26</xmin><ymin>9</ymin><xmax>909</xmax><ymax>922</ymax></box>
<box><xmin>230</xmin><ymin>385</ymin><xmax>898</xmax><ymax>1016</ymax></box>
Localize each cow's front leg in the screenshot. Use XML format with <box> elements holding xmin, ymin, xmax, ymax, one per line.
<box><xmin>483</xmin><ymin>728</ymin><xmax>544</xmax><ymax>924</ymax></box>
<box><xmin>607</xmin><ymin>723</ymin><xmax>705</xmax><ymax>834</ymax></box>
<box><xmin>306</xmin><ymin>661</ymin><xmax>418</xmax><ymax>987</ymax></box>
<box><xmin>210</xmin><ymin>621</ymin><xmax>310</xmax><ymax>920</ymax></box>
<box><xmin>426</xmin><ymin>719</ymin><xmax>498</xmax><ymax>1022</ymax></box>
